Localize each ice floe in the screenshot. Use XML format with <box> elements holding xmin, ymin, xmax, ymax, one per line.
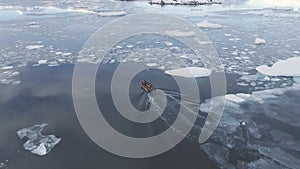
<box><xmin>254</xmin><ymin>37</ymin><xmax>266</xmax><ymax>45</ymax></box>
<box><xmin>146</xmin><ymin>63</ymin><xmax>158</xmax><ymax>67</ymax></box>
<box><xmin>256</xmin><ymin>57</ymin><xmax>300</xmax><ymax>76</ymax></box>
<box><xmin>196</xmin><ymin>20</ymin><xmax>223</xmax><ymax>29</ymax></box>
<box><xmin>164</xmin><ymin>30</ymin><xmax>195</xmax><ymax>37</ymax></box>
<box><xmin>17</xmin><ymin>123</ymin><xmax>61</xmax><ymax>156</ymax></box>
<box><xmin>165</xmin><ymin>67</ymin><xmax>212</xmax><ymax>78</ymax></box>
<box><xmin>98</xmin><ymin>11</ymin><xmax>126</xmax><ymax>17</ymax></box>
<box><xmin>25</xmin><ymin>45</ymin><xmax>44</xmax><ymax>50</ymax></box>
<box><xmin>164</xmin><ymin>41</ymin><xmax>173</xmax><ymax>46</ymax></box>
<box><xmin>38</xmin><ymin>59</ymin><xmax>48</xmax><ymax>65</ymax></box>
<box><xmin>225</xmin><ymin>94</ymin><xmax>245</xmax><ymax>103</ymax></box>
<box><xmin>0</xmin><ymin>66</ymin><xmax>13</xmax><ymax>70</ymax></box>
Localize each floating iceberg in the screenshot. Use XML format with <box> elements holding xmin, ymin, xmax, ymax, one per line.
<box><xmin>165</xmin><ymin>67</ymin><xmax>212</xmax><ymax>78</ymax></box>
<box><xmin>17</xmin><ymin>123</ymin><xmax>61</xmax><ymax>156</ymax></box>
<box><xmin>256</xmin><ymin>57</ymin><xmax>300</xmax><ymax>76</ymax></box>
<box><xmin>254</xmin><ymin>37</ymin><xmax>266</xmax><ymax>45</ymax></box>
<box><xmin>196</xmin><ymin>20</ymin><xmax>223</xmax><ymax>29</ymax></box>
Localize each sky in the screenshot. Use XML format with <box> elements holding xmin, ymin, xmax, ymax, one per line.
<box><xmin>247</xmin><ymin>0</ymin><xmax>300</xmax><ymax>8</ymax></box>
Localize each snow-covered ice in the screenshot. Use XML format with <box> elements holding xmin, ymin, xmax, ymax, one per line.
<box><xmin>196</xmin><ymin>20</ymin><xmax>223</xmax><ymax>29</ymax></box>
<box><xmin>165</xmin><ymin>67</ymin><xmax>212</xmax><ymax>78</ymax></box>
<box><xmin>256</xmin><ymin>57</ymin><xmax>300</xmax><ymax>76</ymax></box>
<box><xmin>17</xmin><ymin>123</ymin><xmax>61</xmax><ymax>156</ymax></box>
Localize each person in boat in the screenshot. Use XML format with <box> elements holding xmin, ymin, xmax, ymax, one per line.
<box><xmin>141</xmin><ymin>80</ymin><xmax>153</xmax><ymax>92</ymax></box>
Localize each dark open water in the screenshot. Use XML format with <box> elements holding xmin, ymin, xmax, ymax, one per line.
<box><xmin>0</xmin><ymin>64</ymin><xmax>224</xmax><ymax>169</ymax></box>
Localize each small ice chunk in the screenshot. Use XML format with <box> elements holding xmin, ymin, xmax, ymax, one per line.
<box><xmin>25</xmin><ymin>45</ymin><xmax>44</xmax><ymax>50</ymax></box>
<box><xmin>256</xmin><ymin>57</ymin><xmax>300</xmax><ymax>76</ymax></box>
<box><xmin>12</xmin><ymin>81</ymin><xmax>21</xmax><ymax>85</ymax></box>
<box><xmin>225</xmin><ymin>94</ymin><xmax>245</xmax><ymax>103</ymax></box>
<box><xmin>254</xmin><ymin>38</ymin><xmax>266</xmax><ymax>45</ymax></box>
<box><xmin>0</xmin><ymin>79</ymin><xmax>13</xmax><ymax>85</ymax></box>
<box><xmin>0</xmin><ymin>162</ymin><xmax>7</xmax><ymax>169</ymax></box>
<box><xmin>126</xmin><ymin>44</ymin><xmax>134</xmax><ymax>48</ymax></box>
<box><xmin>98</xmin><ymin>11</ymin><xmax>126</xmax><ymax>17</ymax></box>
<box><xmin>1</xmin><ymin>66</ymin><xmax>13</xmax><ymax>70</ymax></box>
<box><xmin>17</xmin><ymin>123</ymin><xmax>61</xmax><ymax>156</ymax></box>
<box><xmin>224</xmin><ymin>34</ymin><xmax>232</xmax><ymax>37</ymax></box>
<box><xmin>240</xmin><ymin>121</ymin><xmax>247</xmax><ymax>126</ymax></box>
<box><xmin>62</xmin><ymin>52</ymin><xmax>72</xmax><ymax>56</ymax></box>
<box><xmin>165</xmin><ymin>67</ymin><xmax>212</xmax><ymax>78</ymax></box>
<box><xmin>38</xmin><ymin>59</ymin><xmax>48</xmax><ymax>65</ymax></box>
<box><xmin>164</xmin><ymin>41</ymin><xmax>173</xmax><ymax>46</ymax></box>
<box><xmin>146</xmin><ymin>63</ymin><xmax>158</xmax><ymax>67</ymax></box>
<box><xmin>10</xmin><ymin>71</ymin><xmax>20</xmax><ymax>77</ymax></box>
<box><xmin>196</xmin><ymin>20</ymin><xmax>223</xmax><ymax>29</ymax></box>
<box><xmin>48</xmin><ymin>61</ymin><xmax>59</xmax><ymax>67</ymax></box>
<box><xmin>164</xmin><ymin>30</ymin><xmax>195</xmax><ymax>37</ymax></box>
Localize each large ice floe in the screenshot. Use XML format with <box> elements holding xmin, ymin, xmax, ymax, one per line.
<box><xmin>165</xmin><ymin>67</ymin><xmax>212</xmax><ymax>78</ymax></box>
<box><xmin>17</xmin><ymin>123</ymin><xmax>61</xmax><ymax>156</ymax></box>
<box><xmin>199</xmin><ymin>78</ymin><xmax>300</xmax><ymax>169</ymax></box>
<box><xmin>256</xmin><ymin>57</ymin><xmax>300</xmax><ymax>76</ymax></box>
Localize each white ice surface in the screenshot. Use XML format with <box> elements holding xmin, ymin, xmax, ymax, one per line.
<box><xmin>98</xmin><ymin>11</ymin><xmax>126</xmax><ymax>17</ymax></box>
<box><xmin>165</xmin><ymin>67</ymin><xmax>212</xmax><ymax>78</ymax></box>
